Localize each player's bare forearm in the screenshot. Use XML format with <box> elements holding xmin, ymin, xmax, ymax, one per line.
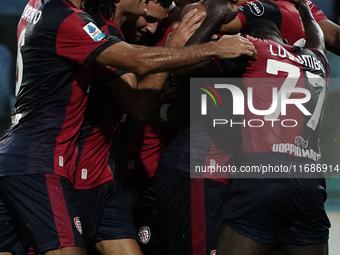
<box><xmin>97</xmin><ymin>41</ymin><xmax>217</xmax><ymax>75</ymax></box>
<box><xmin>133</xmin><ymin>72</ymin><xmax>169</xmax><ymax>120</ymax></box>
<box><xmin>318</xmin><ymin>19</ymin><xmax>340</xmax><ymax>56</ymax></box>
<box><xmin>107</xmin><ymin>72</ymin><xmax>168</xmax><ymax>121</ymax></box>
<box><xmin>296</xmin><ymin>0</ymin><xmax>325</xmax><ymax>51</ymax></box>
<box><xmin>96</xmin><ymin>36</ymin><xmax>256</xmax><ymax>76</ymax></box>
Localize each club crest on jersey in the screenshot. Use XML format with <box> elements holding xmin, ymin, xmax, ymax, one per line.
<box><xmin>248</xmin><ymin>1</ymin><xmax>265</xmax><ymax>17</ymax></box>
<box><xmin>83</xmin><ymin>22</ymin><xmax>105</xmax><ymax>42</ymax></box>
<box><xmin>295</xmin><ymin>136</ymin><xmax>308</xmax><ymax>148</ymax></box>
<box><xmin>137</xmin><ymin>226</ymin><xmax>151</xmax><ymax>244</ymax></box>
<box><xmin>74</xmin><ymin>217</ymin><xmax>82</xmax><ymax>234</ymax></box>
<box><xmin>210</xmin><ymin>250</ymin><xmax>216</xmax><ymax>255</ymax></box>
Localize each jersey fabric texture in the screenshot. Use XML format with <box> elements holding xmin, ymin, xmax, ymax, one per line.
<box><xmin>0</xmin><ymin>0</ymin><xmax>121</xmax><ymax>252</ymax></box>
<box><xmin>223</xmin><ymin>154</ymin><xmax>330</xmax><ymax>245</ymax></box>
<box><xmin>221</xmin><ymin>37</ymin><xmax>330</xmax><ymax>245</ymax></box>
<box><xmin>120</xmin><ymin>178</ymin><xmax>168</xmax><ymax>255</ymax></box>
<box><xmin>157</xmin><ymin>38</ymin><xmax>238</xmax><ymax>184</ymax></box>
<box><xmin>112</xmin><ymin>25</ymin><xmax>176</xmax><ymax>255</ymax></box>
<box><xmin>154</xmin><ymin>166</ymin><xmax>229</xmax><ymax>255</ymax></box>
<box><xmin>75</xmin><ymin>180</ymin><xmax>136</xmax><ymax>248</ymax></box>
<box><xmin>0</xmin><ymin>0</ymin><xmax>121</xmax><ymax>181</ymax></box>
<box><xmin>241</xmin><ymin>36</ymin><xmax>329</xmax><ymax>160</ymax></box>
<box><xmin>113</xmin><ymin>25</ymin><xmax>178</xmax><ymax>180</ymax></box>
<box><xmin>0</xmin><ymin>174</ymin><xmax>84</xmax><ymax>253</ymax></box>
<box><xmin>73</xmin><ymin>14</ymin><xmax>136</xmax><ymax>244</ymax></box>
<box><xmin>74</xmin><ymin>14</ymin><xmax>126</xmax><ymax>189</ymax></box>
<box><xmin>238</xmin><ymin>0</ymin><xmax>327</xmax><ymax>46</ymax></box>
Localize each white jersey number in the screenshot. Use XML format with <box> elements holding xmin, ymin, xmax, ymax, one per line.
<box><xmin>16</xmin><ymin>28</ymin><xmax>26</xmax><ymax>96</ymax></box>
<box><xmin>264</xmin><ymin>59</ymin><xmax>326</xmax><ymax>130</ymax></box>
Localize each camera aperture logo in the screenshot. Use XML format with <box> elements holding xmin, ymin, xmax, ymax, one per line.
<box><xmin>198</xmin><ymin>82</ymin><xmax>316</xmax><ymax>128</ymax></box>
<box><xmin>198</xmin><ymin>83</ymin><xmax>222</xmax><ymax>114</ymax></box>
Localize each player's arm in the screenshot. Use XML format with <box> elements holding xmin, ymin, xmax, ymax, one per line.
<box><xmin>219</xmin><ymin>1</ymin><xmax>263</xmax><ymax>35</ymax></box>
<box><xmin>304</xmin><ymin>0</ymin><xmax>340</xmax><ymax>55</ymax></box>
<box><xmin>317</xmin><ymin>19</ymin><xmax>340</xmax><ymax>56</ymax></box>
<box><xmin>219</xmin><ymin>16</ymin><xmax>243</xmax><ymax>34</ymax></box>
<box><xmin>103</xmin><ymin>8</ymin><xmax>212</xmax><ymax>121</ymax></box>
<box><xmin>173</xmin><ymin>0</ymin><xmax>254</xmax><ymax>78</ymax></box>
<box><xmin>184</xmin><ymin>0</ymin><xmax>238</xmax><ymax>43</ymax></box>
<box><xmin>106</xmin><ymin>72</ymin><xmax>168</xmax><ymax>121</ymax></box>
<box><xmin>95</xmin><ymin>34</ymin><xmax>256</xmax><ymax>76</ymax></box>
<box><xmin>295</xmin><ymin>0</ymin><xmax>324</xmax><ymax>51</ymax></box>
<box><xmin>95</xmin><ymin>9</ymin><xmax>256</xmax><ymax>76</ymax></box>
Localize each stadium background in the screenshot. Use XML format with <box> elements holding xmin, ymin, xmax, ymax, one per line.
<box><xmin>0</xmin><ymin>0</ymin><xmax>339</xmax><ymax>253</ymax></box>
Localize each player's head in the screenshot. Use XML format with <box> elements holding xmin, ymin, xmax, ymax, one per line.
<box><xmin>240</xmin><ymin>19</ymin><xmax>284</xmax><ymax>43</ymax></box>
<box><xmin>122</xmin><ymin>0</ymin><xmax>172</xmax><ymax>43</ymax></box>
<box><xmin>180</xmin><ymin>0</ymin><xmax>206</xmax><ymax>19</ymax></box>
<box><xmin>82</xmin><ymin>0</ymin><xmax>116</xmax><ymax>19</ymax></box>
<box><xmin>118</xmin><ymin>0</ymin><xmax>148</xmax><ymax>16</ymax></box>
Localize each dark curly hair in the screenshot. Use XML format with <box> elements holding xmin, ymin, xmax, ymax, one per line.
<box><xmin>82</xmin><ymin>0</ymin><xmax>116</xmax><ymax>19</ymax></box>
<box><xmin>240</xmin><ymin>19</ymin><xmax>282</xmax><ymax>40</ymax></box>
<box><xmin>155</xmin><ymin>0</ymin><xmax>174</xmax><ymax>9</ymax></box>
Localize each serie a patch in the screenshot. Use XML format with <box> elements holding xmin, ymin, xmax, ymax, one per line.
<box><xmin>83</xmin><ymin>22</ymin><xmax>105</xmax><ymax>42</ymax></box>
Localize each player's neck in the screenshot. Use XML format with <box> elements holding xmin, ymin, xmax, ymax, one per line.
<box><xmin>267</xmin><ymin>35</ymin><xmax>285</xmax><ymax>45</ymax></box>
<box><xmin>114</xmin><ymin>6</ymin><xmax>128</xmax><ymax>28</ymax></box>
<box><xmin>69</xmin><ymin>0</ymin><xmax>81</xmax><ymax>8</ymax></box>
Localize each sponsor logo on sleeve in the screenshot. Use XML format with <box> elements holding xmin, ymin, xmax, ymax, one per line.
<box><xmin>83</xmin><ymin>22</ymin><xmax>105</xmax><ymax>42</ymax></box>
<box><xmin>248</xmin><ymin>2</ymin><xmax>265</xmax><ymax>17</ymax></box>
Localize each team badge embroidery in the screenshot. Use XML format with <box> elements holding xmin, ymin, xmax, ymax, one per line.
<box><xmin>74</xmin><ymin>217</ymin><xmax>83</xmax><ymax>234</ymax></box>
<box><xmin>137</xmin><ymin>226</ymin><xmax>151</xmax><ymax>244</ymax></box>
<box><xmin>210</xmin><ymin>250</ymin><xmax>216</xmax><ymax>255</ymax></box>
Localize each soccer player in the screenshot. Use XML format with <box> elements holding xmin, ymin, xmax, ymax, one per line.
<box><xmin>216</xmin><ymin>1</ymin><xmax>330</xmax><ymax>255</ymax></box>
<box><xmin>221</xmin><ymin>0</ymin><xmax>340</xmax><ymax>56</ymax></box>
<box><xmin>75</xmin><ymin>0</ymin><xmax>202</xmax><ymax>255</ymax></box>
<box><xmin>111</xmin><ymin>2</ymin><xmax>180</xmax><ymax>255</ymax></box>
<box><xmin>153</xmin><ymin>1</ymin><xmax>242</xmax><ymax>255</ymax></box>
<box><xmin>0</xmin><ymin>0</ymin><xmax>257</xmax><ymax>254</ymax></box>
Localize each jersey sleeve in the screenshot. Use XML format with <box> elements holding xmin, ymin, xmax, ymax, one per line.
<box><xmin>106</xmin><ymin>24</ymin><xmax>125</xmax><ymax>41</ymax></box>
<box><xmin>237</xmin><ymin>1</ymin><xmax>281</xmax><ymax>28</ymax></box>
<box><xmin>311</xmin><ymin>49</ymin><xmax>330</xmax><ymax>76</ymax></box>
<box><xmin>237</xmin><ymin>8</ymin><xmax>248</xmax><ymax>27</ymax></box>
<box><xmin>56</xmin><ymin>12</ymin><xmax>122</xmax><ymax>67</ymax></box>
<box><xmin>305</xmin><ymin>0</ymin><xmax>328</xmax><ymax>21</ymax></box>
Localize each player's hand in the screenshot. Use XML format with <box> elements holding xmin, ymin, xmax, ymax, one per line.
<box><xmin>215</xmin><ymin>33</ymin><xmax>257</xmax><ymax>59</ymax></box>
<box><xmin>165</xmin><ymin>6</ymin><xmax>206</xmax><ymax>47</ymax></box>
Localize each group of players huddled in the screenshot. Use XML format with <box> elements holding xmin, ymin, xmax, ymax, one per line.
<box><xmin>0</xmin><ymin>0</ymin><xmax>339</xmax><ymax>255</ymax></box>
